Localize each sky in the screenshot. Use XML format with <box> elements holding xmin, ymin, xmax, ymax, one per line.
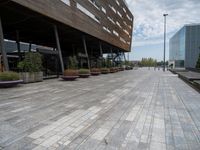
<box><xmin>125</xmin><ymin>0</ymin><xmax>200</xmax><ymax>61</ymax></box>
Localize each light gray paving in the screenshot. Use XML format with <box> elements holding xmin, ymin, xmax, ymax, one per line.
<box><xmin>0</xmin><ymin>68</ymin><xmax>200</xmax><ymax>150</ymax></box>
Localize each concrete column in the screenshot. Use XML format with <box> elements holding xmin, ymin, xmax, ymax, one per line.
<box><xmin>82</xmin><ymin>36</ymin><xmax>90</xmax><ymax>69</ymax></box>
<box><xmin>99</xmin><ymin>42</ymin><xmax>103</xmax><ymax>57</ymax></box>
<box><xmin>29</xmin><ymin>42</ymin><xmax>32</xmax><ymax>52</ymax></box>
<box><xmin>123</xmin><ymin>52</ymin><xmax>126</xmax><ymax>62</ymax></box>
<box><xmin>16</xmin><ymin>30</ymin><xmax>21</xmax><ymax>60</ymax></box>
<box><xmin>99</xmin><ymin>42</ymin><xmax>103</xmax><ymax>67</ymax></box>
<box><xmin>54</xmin><ymin>25</ymin><xmax>64</xmax><ymax>74</ymax></box>
<box><xmin>110</xmin><ymin>47</ymin><xmax>114</xmax><ymax>67</ymax></box>
<box><xmin>0</xmin><ymin>16</ymin><xmax>9</xmax><ymax>71</ymax></box>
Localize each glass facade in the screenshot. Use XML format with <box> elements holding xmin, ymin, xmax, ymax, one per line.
<box><xmin>169</xmin><ymin>24</ymin><xmax>200</xmax><ymax>68</ymax></box>
<box><xmin>169</xmin><ymin>27</ymin><xmax>186</xmax><ymax>68</ymax></box>
<box><xmin>185</xmin><ymin>25</ymin><xmax>200</xmax><ymax>68</ymax></box>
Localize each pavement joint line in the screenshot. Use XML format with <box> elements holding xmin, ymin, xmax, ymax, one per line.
<box><xmin>172</xmin><ymin>84</ymin><xmax>200</xmax><ymax>144</ymax></box>
<box><xmin>1</xmin><ymin>69</ymin><xmax>200</xmax><ymax>149</ymax></box>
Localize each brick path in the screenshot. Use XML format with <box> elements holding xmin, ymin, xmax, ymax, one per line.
<box><xmin>0</xmin><ymin>68</ymin><xmax>200</xmax><ymax>150</ymax></box>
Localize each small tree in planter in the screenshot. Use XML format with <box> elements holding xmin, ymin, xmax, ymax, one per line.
<box><xmin>101</xmin><ymin>68</ymin><xmax>110</xmax><ymax>74</ymax></box>
<box><xmin>91</xmin><ymin>59</ymin><xmax>101</xmax><ymax>76</ymax></box>
<box><xmin>0</xmin><ymin>71</ymin><xmax>23</xmax><ymax>88</ymax></box>
<box><xmin>196</xmin><ymin>54</ymin><xmax>200</xmax><ymax>70</ymax></box>
<box><xmin>101</xmin><ymin>58</ymin><xmax>111</xmax><ymax>74</ymax></box>
<box><xmin>110</xmin><ymin>67</ymin><xmax>118</xmax><ymax>73</ymax></box>
<box><xmin>79</xmin><ymin>69</ymin><xmax>91</xmax><ymax>78</ymax></box>
<box><xmin>18</xmin><ymin>52</ymin><xmax>43</xmax><ymax>83</ymax></box>
<box><xmin>118</xmin><ymin>62</ymin><xmax>125</xmax><ymax>71</ymax></box>
<box><xmin>62</xmin><ymin>56</ymin><xmax>79</xmax><ymax>81</ymax></box>
<box><xmin>106</xmin><ymin>58</ymin><xmax>112</xmax><ymax>68</ymax></box>
<box><xmin>91</xmin><ymin>68</ymin><xmax>101</xmax><ymax>75</ymax></box>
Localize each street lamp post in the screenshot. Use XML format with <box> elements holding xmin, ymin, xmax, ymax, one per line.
<box><xmin>163</xmin><ymin>14</ymin><xmax>168</xmax><ymax>72</ymax></box>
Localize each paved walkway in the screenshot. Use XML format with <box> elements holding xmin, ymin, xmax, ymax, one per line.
<box><xmin>0</xmin><ymin>68</ymin><xmax>200</xmax><ymax>150</ymax></box>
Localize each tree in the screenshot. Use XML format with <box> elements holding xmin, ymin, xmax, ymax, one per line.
<box><xmin>17</xmin><ymin>52</ymin><xmax>42</xmax><ymax>72</ymax></box>
<box><xmin>68</xmin><ymin>56</ymin><xmax>78</xmax><ymax>69</ymax></box>
<box><xmin>140</xmin><ymin>58</ymin><xmax>157</xmax><ymax>67</ymax></box>
<box><xmin>196</xmin><ymin>54</ymin><xmax>200</xmax><ymax>69</ymax></box>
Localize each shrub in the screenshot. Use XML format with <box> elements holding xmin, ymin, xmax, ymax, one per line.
<box><xmin>101</xmin><ymin>68</ymin><xmax>110</xmax><ymax>73</ymax></box>
<box><xmin>17</xmin><ymin>52</ymin><xmax>42</xmax><ymax>72</ymax></box>
<box><xmin>64</xmin><ymin>69</ymin><xmax>79</xmax><ymax>76</ymax></box>
<box><xmin>0</xmin><ymin>72</ymin><xmax>20</xmax><ymax>81</ymax></box>
<box><xmin>79</xmin><ymin>69</ymin><xmax>90</xmax><ymax>74</ymax></box>
<box><xmin>105</xmin><ymin>58</ymin><xmax>112</xmax><ymax>68</ymax></box>
<box><xmin>91</xmin><ymin>68</ymin><xmax>100</xmax><ymax>72</ymax></box>
<box><xmin>68</xmin><ymin>56</ymin><xmax>78</xmax><ymax>69</ymax></box>
<box><xmin>101</xmin><ymin>68</ymin><xmax>109</xmax><ymax>71</ymax></box>
<box><xmin>110</xmin><ymin>67</ymin><xmax>118</xmax><ymax>73</ymax></box>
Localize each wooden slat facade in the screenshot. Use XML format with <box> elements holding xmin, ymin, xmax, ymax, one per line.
<box><xmin>9</xmin><ymin>0</ymin><xmax>134</xmax><ymax>52</ymax></box>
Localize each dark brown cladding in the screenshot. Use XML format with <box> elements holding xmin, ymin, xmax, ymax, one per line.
<box><xmin>9</xmin><ymin>0</ymin><xmax>134</xmax><ymax>52</ymax></box>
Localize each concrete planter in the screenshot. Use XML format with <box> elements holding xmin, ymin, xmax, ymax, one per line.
<box><xmin>20</xmin><ymin>72</ymin><xmax>43</xmax><ymax>83</ymax></box>
<box><xmin>0</xmin><ymin>80</ymin><xmax>23</xmax><ymax>88</ymax></box>
<box><xmin>79</xmin><ymin>74</ymin><xmax>91</xmax><ymax>78</ymax></box>
<box><xmin>61</xmin><ymin>76</ymin><xmax>79</xmax><ymax>81</ymax></box>
<box><xmin>91</xmin><ymin>72</ymin><xmax>101</xmax><ymax>76</ymax></box>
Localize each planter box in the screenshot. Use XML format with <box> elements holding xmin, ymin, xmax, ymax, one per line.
<box><xmin>61</xmin><ymin>76</ymin><xmax>79</xmax><ymax>81</ymax></box>
<box><xmin>101</xmin><ymin>71</ymin><xmax>109</xmax><ymax>74</ymax></box>
<box><xmin>91</xmin><ymin>72</ymin><xmax>101</xmax><ymax>76</ymax></box>
<box><xmin>20</xmin><ymin>72</ymin><xmax>43</xmax><ymax>83</ymax></box>
<box><xmin>79</xmin><ymin>74</ymin><xmax>91</xmax><ymax>78</ymax></box>
<box><xmin>0</xmin><ymin>80</ymin><xmax>23</xmax><ymax>88</ymax></box>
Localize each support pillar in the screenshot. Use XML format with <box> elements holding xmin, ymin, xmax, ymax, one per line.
<box><xmin>117</xmin><ymin>49</ymin><xmax>120</xmax><ymax>66</ymax></box>
<box><xmin>91</xmin><ymin>47</ymin><xmax>93</xmax><ymax>68</ymax></box>
<box><xmin>110</xmin><ymin>48</ymin><xmax>114</xmax><ymax>67</ymax></box>
<box><xmin>72</xmin><ymin>44</ymin><xmax>75</xmax><ymax>56</ymax></box>
<box><xmin>123</xmin><ymin>52</ymin><xmax>126</xmax><ymax>62</ymax></box>
<box><xmin>54</xmin><ymin>25</ymin><xmax>64</xmax><ymax>74</ymax></box>
<box><xmin>128</xmin><ymin>52</ymin><xmax>130</xmax><ymax>61</ymax></box>
<box><xmin>82</xmin><ymin>36</ymin><xmax>90</xmax><ymax>69</ymax></box>
<box><xmin>16</xmin><ymin>30</ymin><xmax>21</xmax><ymax>60</ymax></box>
<box><xmin>99</xmin><ymin>42</ymin><xmax>103</xmax><ymax>67</ymax></box>
<box><xmin>0</xmin><ymin>16</ymin><xmax>9</xmax><ymax>71</ymax></box>
<box><xmin>29</xmin><ymin>42</ymin><xmax>32</xmax><ymax>52</ymax></box>
<box><xmin>99</xmin><ymin>42</ymin><xmax>103</xmax><ymax>57</ymax></box>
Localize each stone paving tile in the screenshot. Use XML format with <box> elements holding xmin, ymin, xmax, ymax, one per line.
<box><xmin>0</xmin><ymin>68</ymin><xmax>200</xmax><ymax>150</ymax></box>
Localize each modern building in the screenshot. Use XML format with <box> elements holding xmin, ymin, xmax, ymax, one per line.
<box><xmin>169</xmin><ymin>24</ymin><xmax>200</xmax><ymax>69</ymax></box>
<box><xmin>0</xmin><ymin>0</ymin><xmax>134</xmax><ymax>75</ymax></box>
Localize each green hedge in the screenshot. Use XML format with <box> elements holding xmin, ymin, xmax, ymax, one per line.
<box><xmin>0</xmin><ymin>72</ymin><xmax>20</xmax><ymax>81</ymax></box>
<box><xmin>79</xmin><ymin>69</ymin><xmax>90</xmax><ymax>74</ymax></box>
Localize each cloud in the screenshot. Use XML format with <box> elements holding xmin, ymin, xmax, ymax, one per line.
<box><xmin>126</xmin><ymin>0</ymin><xmax>200</xmax><ymax>47</ymax></box>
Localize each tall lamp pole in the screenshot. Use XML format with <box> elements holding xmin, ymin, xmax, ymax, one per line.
<box><xmin>163</xmin><ymin>14</ymin><xmax>168</xmax><ymax>72</ymax></box>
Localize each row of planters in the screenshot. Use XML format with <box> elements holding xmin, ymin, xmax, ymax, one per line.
<box><xmin>61</xmin><ymin>67</ymin><xmax>128</xmax><ymax>81</ymax></box>
<box><xmin>60</xmin><ymin>56</ymin><xmax>130</xmax><ymax>81</ymax></box>
<box><xmin>0</xmin><ymin>52</ymin><xmax>43</xmax><ymax>88</ymax></box>
<box><xmin>0</xmin><ymin>53</ymin><xmax>133</xmax><ymax>87</ymax></box>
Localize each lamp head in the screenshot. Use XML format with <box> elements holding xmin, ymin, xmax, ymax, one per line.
<box><xmin>163</xmin><ymin>14</ymin><xmax>168</xmax><ymax>16</ymax></box>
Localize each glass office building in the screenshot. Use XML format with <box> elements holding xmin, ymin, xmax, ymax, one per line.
<box><xmin>169</xmin><ymin>24</ymin><xmax>200</xmax><ymax>69</ymax></box>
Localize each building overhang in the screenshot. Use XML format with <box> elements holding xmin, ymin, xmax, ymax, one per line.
<box><xmin>0</xmin><ymin>0</ymin><xmax>134</xmax><ymax>53</ymax></box>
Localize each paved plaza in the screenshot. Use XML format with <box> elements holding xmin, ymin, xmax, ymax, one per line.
<box><xmin>0</xmin><ymin>68</ymin><xmax>200</xmax><ymax>150</ymax></box>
